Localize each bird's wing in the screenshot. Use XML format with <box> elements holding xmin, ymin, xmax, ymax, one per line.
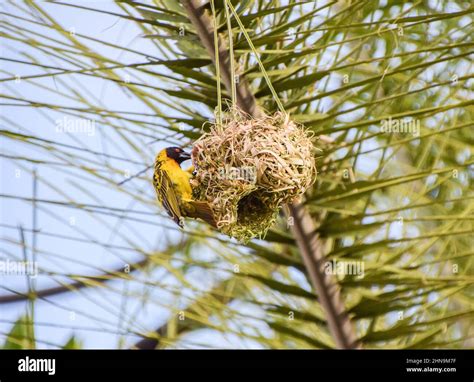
<box><xmin>153</xmin><ymin>169</ymin><xmax>183</xmax><ymax>227</ymax></box>
<box><xmin>184</xmin><ymin>199</ymin><xmax>217</xmax><ymax>228</ymax></box>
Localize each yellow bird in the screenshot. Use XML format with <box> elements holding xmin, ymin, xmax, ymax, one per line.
<box><xmin>153</xmin><ymin>147</ymin><xmax>216</xmax><ymax>228</ymax></box>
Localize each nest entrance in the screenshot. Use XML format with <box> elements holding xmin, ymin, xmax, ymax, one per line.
<box><xmin>237</xmin><ymin>192</ymin><xmax>267</xmax><ymax>223</ymax></box>
<box><xmin>190</xmin><ymin>110</ymin><xmax>316</xmax><ymax>242</ymax></box>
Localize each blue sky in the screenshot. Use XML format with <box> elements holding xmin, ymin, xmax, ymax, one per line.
<box><xmin>0</xmin><ymin>0</ymin><xmax>216</xmax><ymax>348</ymax></box>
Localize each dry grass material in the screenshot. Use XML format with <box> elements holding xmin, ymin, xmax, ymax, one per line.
<box><xmin>191</xmin><ymin>110</ymin><xmax>317</xmax><ymax>241</ymax></box>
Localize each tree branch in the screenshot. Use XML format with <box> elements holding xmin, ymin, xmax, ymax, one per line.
<box><xmin>0</xmin><ymin>258</ymin><xmax>149</xmax><ymax>304</ymax></box>
<box><xmin>180</xmin><ymin>0</ymin><xmax>262</xmax><ymax>117</ymax></box>
<box><xmin>180</xmin><ymin>0</ymin><xmax>359</xmax><ymax>349</ymax></box>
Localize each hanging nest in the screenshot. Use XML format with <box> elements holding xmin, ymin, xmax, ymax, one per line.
<box><xmin>190</xmin><ymin>110</ymin><xmax>317</xmax><ymax>242</ymax></box>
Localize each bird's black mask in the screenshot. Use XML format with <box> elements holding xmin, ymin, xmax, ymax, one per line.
<box><xmin>166</xmin><ymin>147</ymin><xmax>191</xmax><ymax>164</ymax></box>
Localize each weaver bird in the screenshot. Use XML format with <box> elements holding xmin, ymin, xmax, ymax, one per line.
<box><xmin>153</xmin><ymin>147</ymin><xmax>216</xmax><ymax>228</ymax></box>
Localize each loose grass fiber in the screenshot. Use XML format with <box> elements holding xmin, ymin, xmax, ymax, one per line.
<box><xmin>191</xmin><ymin>110</ymin><xmax>316</xmax><ymax>242</ymax></box>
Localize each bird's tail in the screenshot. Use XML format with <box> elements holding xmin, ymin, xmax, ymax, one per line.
<box><xmin>185</xmin><ymin>200</ymin><xmax>217</xmax><ymax>228</ymax></box>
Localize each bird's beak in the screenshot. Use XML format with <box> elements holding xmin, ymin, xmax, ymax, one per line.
<box><xmin>179</xmin><ymin>151</ymin><xmax>191</xmax><ymax>161</ymax></box>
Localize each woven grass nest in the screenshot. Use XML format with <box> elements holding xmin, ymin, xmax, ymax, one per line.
<box><xmin>191</xmin><ymin>110</ymin><xmax>316</xmax><ymax>242</ymax></box>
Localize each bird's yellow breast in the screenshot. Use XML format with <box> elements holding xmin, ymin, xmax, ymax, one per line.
<box><xmin>159</xmin><ymin>156</ymin><xmax>192</xmax><ymax>200</ymax></box>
